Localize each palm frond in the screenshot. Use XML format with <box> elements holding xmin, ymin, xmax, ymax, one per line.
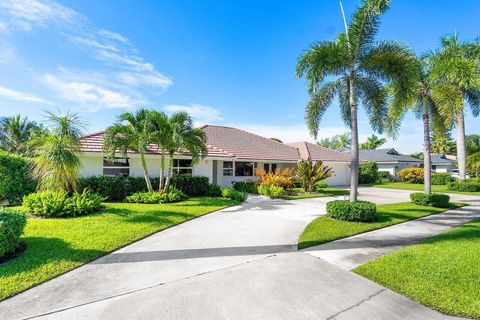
<box><xmin>356</xmin><ymin>76</ymin><xmax>388</xmax><ymax>133</ymax></box>
<box><xmin>305</xmin><ymin>81</ymin><xmax>339</xmax><ymax>138</ymax></box>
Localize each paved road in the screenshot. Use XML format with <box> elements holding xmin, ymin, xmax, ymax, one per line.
<box><xmin>2</xmin><ymin>188</ymin><xmax>477</xmax><ymax>320</ymax></box>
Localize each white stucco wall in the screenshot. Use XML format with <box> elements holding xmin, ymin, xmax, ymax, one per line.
<box><xmin>78</xmin><ymin>155</ymin><xmax>103</xmax><ymax>177</ymax></box>
<box><xmin>433</xmin><ymin>165</ymin><xmax>453</xmax><ymax>173</ymax></box>
<box><xmin>377</xmin><ymin>163</ymin><xmax>396</xmax><ymax>176</ymax></box>
<box><xmin>193</xmin><ymin>159</ymin><xmax>213</xmax><ymax>182</ymax></box>
<box><xmin>324</xmin><ymin>162</ymin><xmax>349</xmax><ymax>186</ymax></box>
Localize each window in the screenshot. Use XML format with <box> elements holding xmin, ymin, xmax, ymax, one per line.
<box><xmin>223</xmin><ymin>161</ymin><xmax>233</xmax><ymax>176</ymax></box>
<box><xmin>103</xmin><ymin>157</ymin><xmax>129</xmax><ymax>177</ymax></box>
<box><xmin>172</xmin><ymin>159</ymin><xmax>193</xmax><ymax>176</ymax></box>
<box><xmin>271</xmin><ymin>163</ymin><xmax>277</xmax><ymax>173</ymax></box>
<box><xmin>263</xmin><ymin>163</ymin><xmax>269</xmax><ymax>172</ymax></box>
<box><xmin>262</xmin><ymin>163</ymin><xmax>278</xmax><ymax>173</ymax></box>
<box><xmin>235</xmin><ymin>162</ymin><xmax>253</xmax><ymax>176</ymax></box>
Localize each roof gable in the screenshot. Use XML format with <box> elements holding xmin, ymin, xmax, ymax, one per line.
<box><xmin>287</xmin><ymin>141</ymin><xmax>350</xmax><ymax>162</ymax></box>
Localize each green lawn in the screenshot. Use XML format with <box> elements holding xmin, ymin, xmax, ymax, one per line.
<box><xmin>354</xmin><ymin>218</ymin><xmax>480</xmax><ymax>319</ymax></box>
<box><xmin>365</xmin><ymin>182</ymin><xmax>480</xmax><ymax>196</ymax></box>
<box><xmin>0</xmin><ymin>197</ymin><xmax>237</xmax><ymax>301</ymax></box>
<box><xmin>298</xmin><ymin>202</ymin><xmax>463</xmax><ymax>249</ymax></box>
<box><xmin>283</xmin><ymin>187</ymin><xmax>349</xmax><ymax>200</ymax></box>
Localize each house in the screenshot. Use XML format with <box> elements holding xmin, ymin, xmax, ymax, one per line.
<box><xmin>355</xmin><ymin>148</ymin><xmax>422</xmax><ymax>176</ymax></box>
<box><xmin>430</xmin><ymin>153</ymin><xmax>456</xmax><ymax>173</ymax></box>
<box><xmin>78</xmin><ymin>125</ymin><xmax>351</xmax><ymax>187</ymax></box>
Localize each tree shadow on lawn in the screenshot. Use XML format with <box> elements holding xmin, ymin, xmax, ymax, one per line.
<box><xmin>104</xmin><ymin>207</ymin><xmax>200</xmax><ymax>225</ymax></box>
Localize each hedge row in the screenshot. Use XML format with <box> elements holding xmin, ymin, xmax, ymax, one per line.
<box><xmin>326</xmin><ymin>200</ymin><xmax>377</xmax><ymax>222</ymax></box>
<box><xmin>0</xmin><ymin>151</ymin><xmax>36</xmax><ymax>205</ymax></box>
<box><xmin>410</xmin><ymin>193</ymin><xmax>450</xmax><ymax>208</ymax></box>
<box><xmin>447</xmin><ymin>181</ymin><xmax>480</xmax><ymax>192</ymax></box>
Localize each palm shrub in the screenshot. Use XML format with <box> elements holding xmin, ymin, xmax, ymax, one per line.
<box><xmin>0</xmin><ymin>151</ymin><xmax>36</xmax><ymax>205</ymax></box>
<box><xmin>221</xmin><ymin>188</ymin><xmax>247</xmax><ymax>202</ymax></box>
<box><xmin>296</xmin><ymin>0</ymin><xmax>418</xmax><ymax>201</ymax></box>
<box><xmin>0</xmin><ymin>207</ymin><xmax>27</xmax><ymax>259</ymax></box>
<box><xmin>293</xmin><ymin>159</ymin><xmax>333</xmax><ymax>192</ymax></box>
<box><xmin>0</xmin><ymin>114</ymin><xmax>45</xmax><ymax>156</ymax></box>
<box><xmin>125</xmin><ymin>188</ymin><xmax>188</xmax><ymax>204</ymax></box>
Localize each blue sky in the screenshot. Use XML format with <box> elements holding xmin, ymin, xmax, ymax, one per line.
<box><xmin>0</xmin><ymin>0</ymin><xmax>479</xmax><ymax>153</ymax></box>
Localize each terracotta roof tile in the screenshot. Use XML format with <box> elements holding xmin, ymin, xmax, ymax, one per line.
<box><xmin>287</xmin><ymin>141</ymin><xmax>350</xmax><ymax>162</ymax></box>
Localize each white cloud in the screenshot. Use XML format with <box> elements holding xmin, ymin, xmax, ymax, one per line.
<box><xmin>0</xmin><ymin>85</ymin><xmax>52</xmax><ymax>104</ymax></box>
<box><xmin>165</xmin><ymin>104</ymin><xmax>224</xmax><ymax>124</ymax></box>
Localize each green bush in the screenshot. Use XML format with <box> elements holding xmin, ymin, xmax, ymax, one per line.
<box><xmin>359</xmin><ymin>161</ymin><xmax>378</xmax><ymax>184</ymax></box>
<box><xmin>233</xmin><ymin>181</ymin><xmax>258</xmax><ymax>193</ymax></box>
<box><xmin>447</xmin><ymin>181</ymin><xmax>480</xmax><ymax>192</ymax></box>
<box><xmin>125</xmin><ymin>188</ymin><xmax>188</xmax><ymax>204</ymax></box>
<box><xmin>376</xmin><ymin>171</ymin><xmax>394</xmax><ymax>183</ymax></box>
<box><xmin>314</xmin><ymin>181</ymin><xmax>328</xmax><ymax>191</ymax></box>
<box><xmin>0</xmin><ymin>207</ymin><xmax>27</xmax><ymax>258</ymax></box>
<box><xmin>170</xmin><ymin>176</ymin><xmax>210</xmax><ymax>196</ymax></box>
<box><xmin>410</xmin><ymin>193</ymin><xmax>450</xmax><ymax>208</ymax></box>
<box><xmin>0</xmin><ymin>151</ymin><xmax>36</xmax><ymax>205</ymax></box>
<box><xmin>326</xmin><ymin>200</ymin><xmax>377</xmax><ymax>222</ymax></box>
<box><xmin>221</xmin><ymin>188</ymin><xmax>247</xmax><ymax>202</ymax></box>
<box><xmin>258</xmin><ymin>185</ymin><xmax>286</xmax><ymax>198</ymax></box>
<box><xmin>431</xmin><ymin>173</ymin><xmax>452</xmax><ymax>185</ymax></box>
<box><xmin>23</xmin><ymin>190</ymin><xmax>105</xmax><ymax>217</ymax></box>
<box><xmin>398</xmin><ymin>168</ymin><xmax>424</xmax><ymax>184</ymax></box>
<box><xmin>206</xmin><ymin>183</ymin><xmax>222</xmax><ymax>197</ymax></box>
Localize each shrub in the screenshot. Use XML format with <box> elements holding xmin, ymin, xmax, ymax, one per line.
<box><xmin>359</xmin><ymin>161</ymin><xmax>378</xmax><ymax>184</ymax></box>
<box><xmin>0</xmin><ymin>151</ymin><xmax>36</xmax><ymax>205</ymax></box>
<box><xmin>125</xmin><ymin>188</ymin><xmax>188</xmax><ymax>204</ymax></box>
<box><xmin>258</xmin><ymin>185</ymin><xmax>286</xmax><ymax>198</ymax></box>
<box><xmin>376</xmin><ymin>171</ymin><xmax>394</xmax><ymax>183</ymax></box>
<box><xmin>206</xmin><ymin>183</ymin><xmax>222</xmax><ymax>197</ymax></box>
<box><xmin>23</xmin><ymin>190</ymin><xmax>105</xmax><ymax>217</ymax></box>
<box><xmin>326</xmin><ymin>200</ymin><xmax>377</xmax><ymax>222</ymax></box>
<box><xmin>170</xmin><ymin>176</ymin><xmax>210</xmax><ymax>196</ymax></box>
<box><xmin>221</xmin><ymin>188</ymin><xmax>247</xmax><ymax>202</ymax></box>
<box><xmin>397</xmin><ymin>168</ymin><xmax>424</xmax><ymax>184</ymax></box>
<box><xmin>315</xmin><ymin>181</ymin><xmax>328</xmax><ymax>191</ymax></box>
<box><xmin>431</xmin><ymin>173</ymin><xmax>452</xmax><ymax>185</ymax></box>
<box><xmin>447</xmin><ymin>181</ymin><xmax>480</xmax><ymax>192</ymax></box>
<box><xmin>232</xmin><ymin>181</ymin><xmax>258</xmax><ymax>193</ymax></box>
<box><xmin>293</xmin><ymin>159</ymin><xmax>334</xmax><ymax>192</ymax></box>
<box><xmin>410</xmin><ymin>193</ymin><xmax>450</xmax><ymax>208</ymax></box>
<box><xmin>166</xmin><ymin>187</ymin><xmax>189</xmax><ymax>202</ymax></box>
<box><xmin>0</xmin><ymin>207</ymin><xmax>27</xmax><ymax>259</ymax></box>
<box><xmin>255</xmin><ymin>168</ymin><xmax>294</xmax><ymax>189</ymax></box>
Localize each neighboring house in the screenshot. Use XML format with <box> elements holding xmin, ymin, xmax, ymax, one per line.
<box><xmin>430</xmin><ymin>153</ymin><xmax>456</xmax><ymax>173</ymax></box>
<box><xmin>78</xmin><ymin>125</ymin><xmax>351</xmax><ymax>187</ymax></box>
<box><xmin>351</xmin><ymin>148</ymin><xmax>422</xmax><ymax>176</ymax></box>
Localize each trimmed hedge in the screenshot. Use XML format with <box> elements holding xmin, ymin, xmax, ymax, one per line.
<box><xmin>431</xmin><ymin>173</ymin><xmax>452</xmax><ymax>185</ymax></box>
<box><xmin>125</xmin><ymin>188</ymin><xmax>188</xmax><ymax>204</ymax></box>
<box><xmin>359</xmin><ymin>161</ymin><xmax>378</xmax><ymax>184</ymax></box>
<box><xmin>0</xmin><ymin>151</ymin><xmax>36</xmax><ymax>205</ymax></box>
<box><xmin>23</xmin><ymin>190</ymin><xmax>105</xmax><ymax>217</ymax></box>
<box><xmin>326</xmin><ymin>200</ymin><xmax>377</xmax><ymax>222</ymax></box>
<box><xmin>0</xmin><ymin>207</ymin><xmax>27</xmax><ymax>258</ymax></box>
<box><xmin>410</xmin><ymin>193</ymin><xmax>450</xmax><ymax>208</ymax></box>
<box><xmin>258</xmin><ymin>185</ymin><xmax>286</xmax><ymax>198</ymax></box>
<box><xmin>447</xmin><ymin>181</ymin><xmax>480</xmax><ymax>192</ymax></box>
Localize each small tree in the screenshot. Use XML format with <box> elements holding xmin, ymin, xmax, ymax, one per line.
<box><xmin>294</xmin><ymin>159</ymin><xmax>334</xmax><ymax>192</ymax></box>
<box><xmin>360</xmin><ymin>134</ymin><xmax>387</xmax><ymax>149</ymax></box>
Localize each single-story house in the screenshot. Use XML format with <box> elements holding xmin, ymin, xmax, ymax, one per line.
<box><xmin>354</xmin><ymin>148</ymin><xmax>422</xmax><ymax>176</ymax></box>
<box><xmin>78</xmin><ymin>125</ymin><xmax>351</xmax><ymax>187</ymax></box>
<box><xmin>430</xmin><ymin>153</ymin><xmax>456</xmax><ymax>173</ymax></box>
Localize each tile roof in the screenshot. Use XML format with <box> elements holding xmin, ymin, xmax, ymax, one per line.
<box><xmin>358</xmin><ymin>148</ymin><xmax>422</xmax><ymax>163</ymax></box>
<box><xmin>287</xmin><ymin>141</ymin><xmax>350</xmax><ymax>162</ymax></box>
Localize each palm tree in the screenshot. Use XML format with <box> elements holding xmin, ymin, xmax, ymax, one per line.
<box><xmin>466</xmin><ymin>134</ymin><xmax>480</xmax><ymax>177</ymax></box>
<box><xmin>317</xmin><ymin>133</ymin><xmax>350</xmax><ymax>149</ymax></box>
<box><xmin>296</xmin><ymin>0</ymin><xmax>417</xmax><ymax>201</ymax></box>
<box><xmin>429</xmin><ymin>34</ymin><xmax>480</xmax><ymax>181</ymax></box>
<box><xmin>150</xmin><ymin>110</ymin><xmax>171</xmax><ymax>192</ymax></box>
<box><xmin>103</xmin><ymin>108</ymin><xmax>155</xmax><ymax>192</ymax></box>
<box><xmin>0</xmin><ymin>114</ymin><xmax>44</xmax><ymax>155</ymax></box>
<box><xmin>360</xmin><ymin>134</ymin><xmax>387</xmax><ymax>149</ymax></box>
<box><xmin>431</xmin><ymin>132</ymin><xmax>456</xmax><ymax>154</ymax></box>
<box><xmin>294</xmin><ymin>159</ymin><xmax>334</xmax><ymax>192</ymax></box>
<box><xmin>33</xmin><ymin>111</ymin><xmax>86</xmax><ymax>191</ymax></box>
<box><xmin>163</xmin><ymin>112</ymin><xmax>207</xmax><ymax>191</ymax></box>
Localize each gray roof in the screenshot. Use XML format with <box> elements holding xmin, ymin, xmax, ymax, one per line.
<box><xmin>358</xmin><ymin>148</ymin><xmax>422</xmax><ymax>163</ymax></box>
<box><xmin>431</xmin><ymin>153</ymin><xmax>456</xmax><ymax>165</ymax></box>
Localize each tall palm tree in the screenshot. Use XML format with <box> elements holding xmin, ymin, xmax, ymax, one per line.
<box><xmin>360</xmin><ymin>134</ymin><xmax>387</xmax><ymax>149</ymax></box>
<box><xmin>429</xmin><ymin>34</ymin><xmax>480</xmax><ymax>181</ymax></box>
<box><xmin>163</xmin><ymin>112</ymin><xmax>207</xmax><ymax>191</ymax></box>
<box><xmin>296</xmin><ymin>0</ymin><xmax>417</xmax><ymax>201</ymax></box>
<box><xmin>103</xmin><ymin>108</ymin><xmax>155</xmax><ymax>192</ymax></box>
<box><xmin>0</xmin><ymin>114</ymin><xmax>44</xmax><ymax>155</ymax></box>
<box><xmin>33</xmin><ymin>111</ymin><xmax>86</xmax><ymax>191</ymax></box>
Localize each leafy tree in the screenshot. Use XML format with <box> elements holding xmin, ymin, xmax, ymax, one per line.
<box><xmin>466</xmin><ymin>134</ymin><xmax>480</xmax><ymax>176</ymax></box>
<box><xmin>0</xmin><ymin>114</ymin><xmax>44</xmax><ymax>156</ymax></box>
<box><xmin>103</xmin><ymin>109</ymin><xmax>155</xmax><ymax>192</ymax></box>
<box><xmin>317</xmin><ymin>133</ymin><xmax>351</xmax><ymax>149</ymax></box>
<box><xmin>431</xmin><ymin>132</ymin><xmax>456</xmax><ymax>154</ymax></box>
<box><xmin>360</xmin><ymin>134</ymin><xmax>387</xmax><ymax>149</ymax></box>
<box><xmin>294</xmin><ymin>159</ymin><xmax>333</xmax><ymax>192</ymax></box>
<box><xmin>33</xmin><ymin>111</ymin><xmax>85</xmax><ymax>191</ymax></box>
<box><xmin>429</xmin><ymin>34</ymin><xmax>480</xmax><ymax>181</ymax></box>
<box><xmin>296</xmin><ymin>0</ymin><xmax>417</xmax><ymax>201</ymax></box>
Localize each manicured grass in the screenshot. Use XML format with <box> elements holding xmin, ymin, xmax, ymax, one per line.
<box><xmin>365</xmin><ymin>182</ymin><xmax>480</xmax><ymax>196</ymax></box>
<box><xmin>298</xmin><ymin>202</ymin><xmax>463</xmax><ymax>249</ymax></box>
<box><xmin>283</xmin><ymin>187</ymin><xmax>349</xmax><ymax>200</ymax></box>
<box><xmin>354</xmin><ymin>218</ymin><xmax>480</xmax><ymax>319</ymax></box>
<box><xmin>0</xmin><ymin>197</ymin><xmax>237</xmax><ymax>301</ymax></box>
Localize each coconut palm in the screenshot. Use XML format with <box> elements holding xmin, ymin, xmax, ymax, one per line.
<box><xmin>163</xmin><ymin>112</ymin><xmax>207</xmax><ymax>191</ymax></box>
<box><xmin>33</xmin><ymin>111</ymin><xmax>86</xmax><ymax>191</ymax></box>
<box><xmin>0</xmin><ymin>114</ymin><xmax>44</xmax><ymax>155</ymax></box>
<box><xmin>429</xmin><ymin>34</ymin><xmax>480</xmax><ymax>181</ymax></box>
<box><xmin>294</xmin><ymin>159</ymin><xmax>334</xmax><ymax>192</ymax></box>
<box><xmin>318</xmin><ymin>133</ymin><xmax>351</xmax><ymax>150</ymax></box>
<box><xmin>360</xmin><ymin>134</ymin><xmax>387</xmax><ymax>149</ymax></box>
<box><xmin>296</xmin><ymin>0</ymin><xmax>417</xmax><ymax>201</ymax></box>
<box><xmin>103</xmin><ymin>108</ymin><xmax>155</xmax><ymax>192</ymax></box>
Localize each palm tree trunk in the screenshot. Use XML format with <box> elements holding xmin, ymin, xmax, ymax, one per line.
<box><xmin>456</xmin><ymin>112</ymin><xmax>467</xmax><ymax>181</ymax></box>
<box><xmin>140</xmin><ymin>153</ymin><xmax>153</xmax><ymax>192</ymax></box>
<box><xmin>164</xmin><ymin>152</ymin><xmax>174</xmax><ymax>191</ymax></box>
<box><xmin>422</xmin><ymin>97</ymin><xmax>431</xmax><ymax>194</ymax></box>
<box><xmin>159</xmin><ymin>150</ymin><xmax>166</xmax><ymax>192</ymax></box>
<box><xmin>349</xmin><ymin>76</ymin><xmax>359</xmax><ymax>202</ymax></box>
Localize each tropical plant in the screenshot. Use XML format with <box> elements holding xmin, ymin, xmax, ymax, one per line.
<box><xmin>397</xmin><ymin>167</ymin><xmax>425</xmax><ymax>184</ymax></box>
<box><xmin>103</xmin><ymin>108</ymin><xmax>155</xmax><ymax>192</ymax></box>
<box><xmin>431</xmin><ymin>132</ymin><xmax>456</xmax><ymax>154</ymax></box>
<box><xmin>466</xmin><ymin>134</ymin><xmax>480</xmax><ymax>176</ymax></box>
<box><xmin>33</xmin><ymin>111</ymin><xmax>85</xmax><ymax>191</ymax></box>
<box><xmin>0</xmin><ymin>114</ymin><xmax>44</xmax><ymax>156</ymax></box>
<box><xmin>255</xmin><ymin>167</ymin><xmax>294</xmax><ymax>189</ymax></box>
<box><xmin>296</xmin><ymin>0</ymin><xmax>417</xmax><ymax>201</ymax></box>
<box><xmin>293</xmin><ymin>159</ymin><xmax>334</xmax><ymax>192</ymax></box>
<box><xmin>317</xmin><ymin>133</ymin><xmax>351</xmax><ymax>150</ymax></box>
<box><xmin>429</xmin><ymin>34</ymin><xmax>480</xmax><ymax>181</ymax></box>
<box><xmin>360</xmin><ymin>134</ymin><xmax>387</xmax><ymax>149</ymax></box>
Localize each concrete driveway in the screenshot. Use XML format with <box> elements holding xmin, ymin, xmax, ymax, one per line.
<box><xmin>1</xmin><ymin>189</ymin><xmax>476</xmax><ymax>320</ymax></box>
